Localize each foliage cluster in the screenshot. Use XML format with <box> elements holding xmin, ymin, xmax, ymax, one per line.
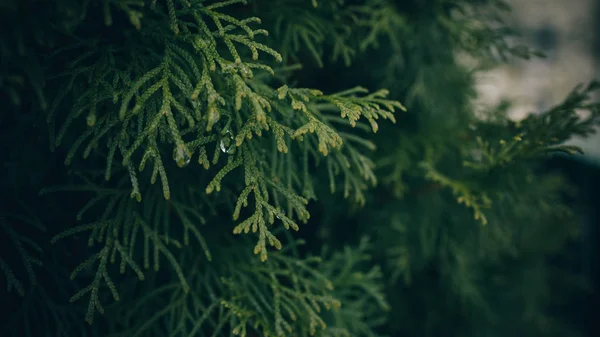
<box><xmin>1</xmin><ymin>0</ymin><xmax>599</xmax><ymax>336</ymax></box>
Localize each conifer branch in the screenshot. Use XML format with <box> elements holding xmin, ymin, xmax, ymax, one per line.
<box><xmin>465</xmin><ymin>81</ymin><xmax>600</xmax><ymax>170</ymax></box>
<box><xmin>420</xmin><ymin>161</ymin><xmax>492</xmax><ymax>225</ymax></box>
<box><xmin>45</xmin><ymin>175</ymin><xmax>211</xmax><ymax>323</ymax></box>
<box><xmin>112</xmin><ymin>240</ymin><xmax>386</xmax><ymax>337</ymax></box>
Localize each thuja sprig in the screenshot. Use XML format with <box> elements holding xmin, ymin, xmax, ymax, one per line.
<box><xmin>275</xmin><ymin>85</ymin><xmax>402</xmax><ymax>203</ymax></box>
<box><xmin>204</xmin><ymin>142</ymin><xmax>310</xmax><ymax>261</ymax></box>
<box><xmin>52</xmin><ymin>0</ymin><xmax>284</xmax><ymax>197</ymax></box>
<box><xmin>420</xmin><ymin>161</ymin><xmax>492</xmax><ymax>225</ymax></box>
<box><xmin>49</xmin><ymin>0</ymin><xmax>404</xmax><ymax>262</ymax></box>
<box><xmin>193</xmin><ymin>79</ymin><xmax>403</xmax><ymax>259</ymax></box>
<box><xmin>220</xmin><ymin>244</ymin><xmax>340</xmax><ymax>337</ymax></box>
<box><xmin>113</xmin><ymin>240</ymin><xmax>384</xmax><ymax>337</ymax></box>
<box><xmin>270</xmin><ymin>0</ymin><xmax>365</xmax><ymax>67</ymax></box>
<box><xmin>278</xmin><ymin>85</ymin><xmax>403</xmax><ymax>151</ymax></box>
<box><xmin>225</xmin><ymin>257</ymin><xmax>339</xmax><ymax>336</ymax></box>
<box><xmin>119</xmin><ymin>46</ymin><xmax>196</xmax><ymax>167</ymax></box>
<box><xmin>42</xmin><ymin>174</ymin><xmax>211</xmax><ymax>323</ymax></box>
<box><xmin>115</xmin><ymin>0</ymin><xmax>287</xmax><ymax>192</ymax></box>
<box><xmin>321</xmin><ymin>86</ymin><xmax>403</xmax><ymax>132</ymax></box>
<box><xmin>343</xmin><ymin>0</ymin><xmax>407</xmax><ymax>52</ymax></box>
<box><xmin>320</xmin><ymin>238</ymin><xmax>390</xmax><ymax>337</ymax></box>
<box><xmin>464</xmin><ymin>81</ymin><xmax>600</xmax><ymax>170</ymax></box>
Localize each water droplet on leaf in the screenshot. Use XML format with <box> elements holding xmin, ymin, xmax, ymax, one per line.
<box><xmin>219</xmin><ymin>139</ymin><xmax>228</xmax><ymax>153</ymax></box>
<box><xmin>241</xmin><ymin>66</ymin><xmax>252</xmax><ymax>78</ymax></box>
<box><xmin>219</xmin><ymin>129</ymin><xmax>236</xmax><ymax>154</ymax></box>
<box><xmin>173</xmin><ymin>145</ymin><xmax>191</xmax><ymax>167</ymax></box>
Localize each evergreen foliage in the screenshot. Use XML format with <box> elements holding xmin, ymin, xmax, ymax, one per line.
<box><xmin>1</xmin><ymin>0</ymin><xmax>598</xmax><ymax>336</ymax></box>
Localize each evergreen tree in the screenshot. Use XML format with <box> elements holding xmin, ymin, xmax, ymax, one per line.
<box><xmin>1</xmin><ymin>1</ymin><xmax>598</xmax><ymax>336</ymax></box>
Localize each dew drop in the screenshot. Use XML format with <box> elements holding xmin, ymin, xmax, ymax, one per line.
<box><xmin>219</xmin><ymin>139</ymin><xmax>227</xmax><ymax>153</ymax></box>
<box><xmin>173</xmin><ymin>145</ymin><xmax>191</xmax><ymax>167</ymax></box>
<box><xmin>219</xmin><ymin>138</ymin><xmax>237</xmax><ymax>154</ymax></box>
<box><xmin>241</xmin><ymin>66</ymin><xmax>252</xmax><ymax>78</ymax></box>
<box><xmin>219</xmin><ymin>129</ymin><xmax>236</xmax><ymax>154</ymax></box>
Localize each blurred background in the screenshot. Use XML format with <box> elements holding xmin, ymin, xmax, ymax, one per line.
<box><xmin>476</xmin><ymin>0</ymin><xmax>600</xmax><ymax>161</ymax></box>
<box><xmin>475</xmin><ymin>0</ymin><xmax>599</xmax><ymax>334</ymax></box>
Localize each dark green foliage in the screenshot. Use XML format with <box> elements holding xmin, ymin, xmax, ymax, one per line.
<box><xmin>1</xmin><ymin>0</ymin><xmax>598</xmax><ymax>336</ymax></box>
